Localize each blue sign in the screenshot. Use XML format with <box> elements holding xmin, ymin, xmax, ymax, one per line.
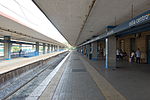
<box><xmin>107</xmin><ymin>10</ymin><xmax>150</xmax><ymax>36</ymax></box>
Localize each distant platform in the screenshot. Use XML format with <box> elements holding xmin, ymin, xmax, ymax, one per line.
<box><xmin>0</xmin><ymin>51</ymin><xmax>67</xmax><ymax>75</ymax></box>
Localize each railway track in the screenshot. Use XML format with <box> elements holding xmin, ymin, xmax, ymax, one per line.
<box><xmin>0</xmin><ymin>52</ymin><xmax>68</xmax><ymax>100</ymax></box>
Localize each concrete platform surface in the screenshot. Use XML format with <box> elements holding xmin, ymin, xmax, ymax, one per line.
<box><xmin>38</xmin><ymin>51</ymin><xmax>126</xmax><ymax>100</ymax></box>
<box><xmin>83</xmin><ymin>55</ymin><xmax>150</xmax><ymax>100</ymax></box>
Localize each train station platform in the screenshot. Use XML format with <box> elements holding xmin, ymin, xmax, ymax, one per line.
<box><xmin>1</xmin><ymin>50</ymin><xmax>150</xmax><ymax>100</ymax></box>
<box><xmin>0</xmin><ymin>51</ymin><xmax>67</xmax><ymax>75</ymax></box>
<box><xmin>25</xmin><ymin>51</ymin><xmax>126</xmax><ymax>100</ymax></box>
<box><xmin>82</xmin><ymin>56</ymin><xmax>150</xmax><ymax>100</ymax></box>
<box><xmin>2</xmin><ymin>50</ymin><xmax>150</xmax><ymax>100</ymax></box>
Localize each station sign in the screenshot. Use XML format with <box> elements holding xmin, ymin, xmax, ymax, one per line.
<box><xmin>129</xmin><ymin>13</ymin><xmax>150</xmax><ymax>27</ymax></box>
<box><xmin>107</xmin><ymin>10</ymin><xmax>150</xmax><ymax>36</ymax></box>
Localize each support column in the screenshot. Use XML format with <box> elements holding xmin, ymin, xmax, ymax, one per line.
<box><xmin>43</xmin><ymin>43</ymin><xmax>46</xmax><ymax>54</ymax></box>
<box><xmin>59</xmin><ymin>46</ymin><xmax>61</xmax><ymax>51</ymax></box>
<box><xmin>53</xmin><ymin>45</ymin><xmax>55</xmax><ymax>52</ymax></box>
<box><xmin>62</xmin><ymin>46</ymin><xmax>64</xmax><ymax>51</ymax></box>
<box><xmin>51</xmin><ymin>44</ymin><xmax>53</xmax><ymax>52</ymax></box>
<box><xmin>82</xmin><ymin>46</ymin><xmax>84</xmax><ymax>55</ymax></box>
<box><xmin>105</xmin><ymin>36</ymin><xmax>116</xmax><ymax>69</ymax></box>
<box><xmin>92</xmin><ymin>41</ymin><xmax>98</xmax><ymax>60</ymax></box>
<box><xmin>4</xmin><ymin>36</ymin><xmax>11</xmax><ymax>60</ymax></box>
<box><xmin>36</xmin><ymin>42</ymin><xmax>39</xmax><ymax>56</ymax></box>
<box><xmin>49</xmin><ymin>45</ymin><xmax>51</xmax><ymax>52</ymax></box>
<box><xmin>83</xmin><ymin>45</ymin><xmax>85</xmax><ymax>55</ymax></box>
<box><xmin>86</xmin><ymin>44</ymin><xmax>90</xmax><ymax>59</ymax></box>
<box><xmin>57</xmin><ymin>46</ymin><xmax>60</xmax><ymax>51</ymax></box>
<box><xmin>47</xmin><ymin>44</ymin><xmax>50</xmax><ymax>53</ymax></box>
<box><xmin>54</xmin><ymin>45</ymin><xmax>56</xmax><ymax>51</ymax></box>
<box><xmin>79</xmin><ymin>47</ymin><xmax>81</xmax><ymax>53</ymax></box>
<box><xmin>53</xmin><ymin>45</ymin><xmax>55</xmax><ymax>51</ymax></box>
<box><xmin>80</xmin><ymin>46</ymin><xmax>82</xmax><ymax>54</ymax></box>
<box><xmin>56</xmin><ymin>45</ymin><xmax>58</xmax><ymax>51</ymax></box>
<box><xmin>32</xmin><ymin>45</ymin><xmax>34</xmax><ymax>50</ymax></box>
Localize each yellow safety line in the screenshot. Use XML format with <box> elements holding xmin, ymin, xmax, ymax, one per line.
<box><xmin>80</xmin><ymin>56</ymin><xmax>127</xmax><ymax>100</ymax></box>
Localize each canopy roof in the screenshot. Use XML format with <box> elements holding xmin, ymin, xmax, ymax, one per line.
<box><xmin>0</xmin><ymin>13</ymin><xmax>65</xmax><ymax>47</ymax></box>
<box><xmin>33</xmin><ymin>0</ymin><xmax>149</xmax><ymax>46</ymax></box>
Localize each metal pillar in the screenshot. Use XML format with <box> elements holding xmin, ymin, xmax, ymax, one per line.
<box><xmin>36</xmin><ymin>42</ymin><xmax>39</xmax><ymax>56</ymax></box>
<box><xmin>43</xmin><ymin>43</ymin><xmax>46</xmax><ymax>54</ymax></box>
<box><xmin>105</xmin><ymin>36</ymin><xmax>116</xmax><ymax>69</ymax></box>
<box><xmin>57</xmin><ymin>46</ymin><xmax>60</xmax><ymax>51</ymax></box>
<box><xmin>51</xmin><ymin>44</ymin><xmax>53</xmax><ymax>52</ymax></box>
<box><xmin>83</xmin><ymin>45</ymin><xmax>85</xmax><ymax>55</ymax></box>
<box><xmin>32</xmin><ymin>45</ymin><xmax>34</xmax><ymax>50</ymax></box>
<box><xmin>54</xmin><ymin>45</ymin><xmax>56</xmax><ymax>51</ymax></box>
<box><xmin>47</xmin><ymin>44</ymin><xmax>50</xmax><ymax>53</ymax></box>
<box><xmin>4</xmin><ymin>36</ymin><xmax>11</xmax><ymax>60</ymax></box>
<box><xmin>53</xmin><ymin>45</ymin><xmax>55</xmax><ymax>51</ymax></box>
<box><xmin>92</xmin><ymin>41</ymin><xmax>98</xmax><ymax>60</ymax></box>
<box><xmin>59</xmin><ymin>46</ymin><xmax>61</xmax><ymax>51</ymax></box>
<box><xmin>105</xmin><ymin>38</ymin><xmax>108</xmax><ymax>69</ymax></box>
<box><xmin>86</xmin><ymin>44</ymin><xmax>90</xmax><ymax>59</ymax></box>
<box><xmin>56</xmin><ymin>45</ymin><xmax>58</xmax><ymax>51</ymax></box>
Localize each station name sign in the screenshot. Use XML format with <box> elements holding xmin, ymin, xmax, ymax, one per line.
<box><xmin>129</xmin><ymin>14</ymin><xmax>150</xmax><ymax>27</ymax></box>
<box><xmin>107</xmin><ymin>10</ymin><xmax>150</xmax><ymax>36</ymax></box>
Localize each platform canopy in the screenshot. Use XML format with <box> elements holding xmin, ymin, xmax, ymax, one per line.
<box><xmin>0</xmin><ymin>14</ymin><xmax>66</xmax><ymax>47</ymax></box>
<box><xmin>33</xmin><ymin>0</ymin><xmax>149</xmax><ymax>46</ymax></box>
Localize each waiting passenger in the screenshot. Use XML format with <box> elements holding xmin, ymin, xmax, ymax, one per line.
<box><xmin>130</xmin><ymin>51</ymin><xmax>135</xmax><ymax>63</ymax></box>
<box><xmin>120</xmin><ymin>49</ymin><xmax>124</xmax><ymax>60</ymax></box>
<box><xmin>116</xmin><ymin>49</ymin><xmax>120</xmax><ymax>61</ymax></box>
<box><xmin>100</xmin><ymin>48</ymin><xmax>104</xmax><ymax>59</ymax></box>
<box><xmin>135</xmin><ymin>48</ymin><xmax>141</xmax><ymax>64</ymax></box>
<box><xmin>19</xmin><ymin>49</ymin><xmax>22</xmax><ymax>57</ymax></box>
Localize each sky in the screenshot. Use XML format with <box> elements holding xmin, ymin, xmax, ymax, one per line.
<box><xmin>0</xmin><ymin>0</ymin><xmax>68</xmax><ymax>44</ymax></box>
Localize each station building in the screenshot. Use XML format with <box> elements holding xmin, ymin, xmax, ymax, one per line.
<box><xmin>78</xmin><ymin>10</ymin><xmax>150</xmax><ymax>68</ymax></box>
<box><xmin>0</xmin><ymin>0</ymin><xmax>150</xmax><ymax>100</ymax></box>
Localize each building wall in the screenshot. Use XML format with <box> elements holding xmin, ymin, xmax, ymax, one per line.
<box><xmin>118</xmin><ymin>31</ymin><xmax>150</xmax><ymax>63</ymax></box>
<box><xmin>136</xmin><ymin>34</ymin><xmax>147</xmax><ymax>63</ymax></box>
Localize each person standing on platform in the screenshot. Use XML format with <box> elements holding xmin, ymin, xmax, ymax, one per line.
<box><xmin>19</xmin><ymin>49</ymin><xmax>22</xmax><ymax>57</ymax></box>
<box><xmin>135</xmin><ymin>48</ymin><xmax>141</xmax><ymax>64</ymax></box>
<box><xmin>116</xmin><ymin>49</ymin><xmax>120</xmax><ymax>61</ymax></box>
<box><xmin>130</xmin><ymin>51</ymin><xmax>135</xmax><ymax>63</ymax></box>
<box><xmin>100</xmin><ymin>48</ymin><xmax>104</xmax><ymax>59</ymax></box>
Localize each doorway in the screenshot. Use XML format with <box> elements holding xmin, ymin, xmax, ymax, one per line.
<box><xmin>130</xmin><ymin>38</ymin><xmax>136</xmax><ymax>52</ymax></box>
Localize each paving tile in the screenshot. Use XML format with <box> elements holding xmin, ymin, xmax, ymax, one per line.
<box><xmin>80</xmin><ymin>55</ymin><xmax>126</xmax><ymax>100</ymax></box>
<box><xmin>51</xmin><ymin>51</ymin><xmax>105</xmax><ymax>100</ymax></box>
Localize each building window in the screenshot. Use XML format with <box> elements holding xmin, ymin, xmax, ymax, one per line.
<box><xmin>120</xmin><ymin>40</ymin><xmax>125</xmax><ymax>51</ymax></box>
